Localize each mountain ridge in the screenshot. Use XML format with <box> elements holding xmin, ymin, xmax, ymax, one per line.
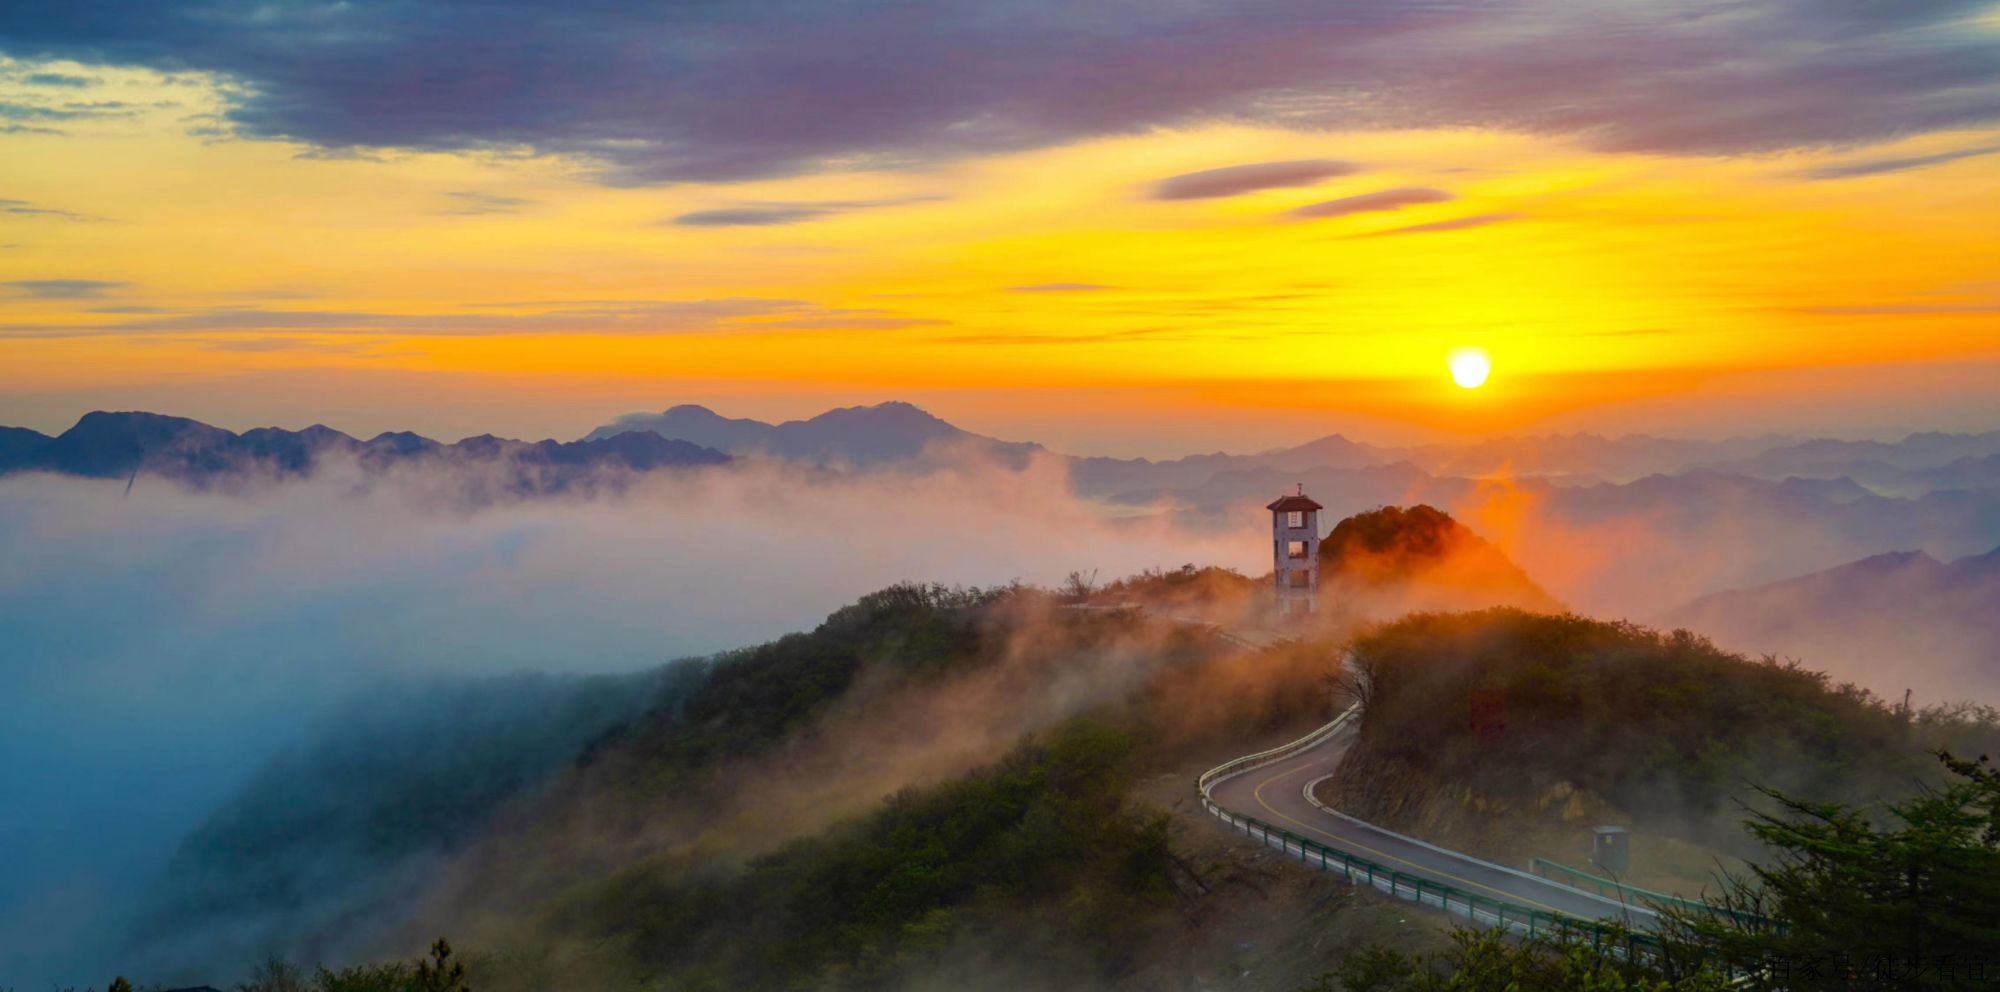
<box><xmin>1662</xmin><ymin>543</ymin><xmax>2000</xmax><ymax>702</ymax></box>
<box><xmin>0</xmin><ymin>411</ymin><xmax>732</xmax><ymax>491</ymax></box>
<box><xmin>585</xmin><ymin>400</ymin><xmax>1046</xmax><ymax>469</ymax></box>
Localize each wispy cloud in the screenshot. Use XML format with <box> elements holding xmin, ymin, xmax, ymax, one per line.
<box><xmin>439</xmin><ymin>191</ymin><xmax>536</xmax><ymax>215</ymax></box>
<box><xmin>1007</xmin><ymin>283</ymin><xmax>1111</xmax><ymax>292</ymax></box>
<box><xmin>669</xmin><ymin>196</ymin><xmax>943</xmax><ymax>227</ymax></box>
<box><xmin>1152</xmin><ymin>160</ymin><xmax>1359</xmax><ymax>200</ymax></box>
<box><xmin>3</xmin><ymin>279</ymin><xmax>129</xmax><ymax>299</ymax></box>
<box><xmin>0</xmin><ymin>298</ymin><xmax>941</xmax><ymax>337</ymax></box>
<box><xmin>672</xmin><ymin>207</ymin><xmax>834</xmax><ymax>226</ymax></box>
<box><xmin>22</xmin><ymin>73</ymin><xmax>98</xmax><ymax>88</ymax></box>
<box><xmin>201</xmin><ymin>336</ymin><xmax>384</xmax><ymax>353</ymax></box>
<box><xmin>0</xmin><ymin>101</ymin><xmax>131</xmax><ymax>122</ymax></box>
<box><xmin>1799</xmin><ymin>144</ymin><xmax>2000</xmax><ymax>180</ymax></box>
<box><xmin>1353</xmin><ymin>212</ymin><xmax>1523</xmax><ymax>237</ymax></box>
<box><xmin>0</xmin><ymin>198</ymin><xmax>92</xmax><ymax>221</ymax></box>
<box><xmin>1290</xmin><ymin>187</ymin><xmax>1454</xmax><ymax>220</ymax></box>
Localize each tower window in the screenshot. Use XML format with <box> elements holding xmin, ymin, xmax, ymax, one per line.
<box><xmin>1288</xmin><ymin>570</ymin><xmax>1312</xmax><ymax>588</ymax></box>
<box><xmin>1287</xmin><ymin>541</ymin><xmax>1307</xmax><ymax>559</ymax></box>
<box><xmin>1287</xmin><ymin>510</ymin><xmax>1304</xmax><ymax>528</ymax></box>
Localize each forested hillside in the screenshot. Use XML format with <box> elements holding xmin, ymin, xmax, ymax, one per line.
<box><xmin>149</xmin><ymin>582</ymin><xmax>1349</xmax><ymax>990</ymax></box>
<box><xmin>1325</xmin><ymin>610</ymin><xmax>2000</xmax><ymax>877</ymax></box>
<box><xmin>130</xmin><ymin>585</ymin><xmax>2000</xmax><ymax>991</ymax></box>
<box><xmin>1318</xmin><ymin>505</ymin><xmax>1563</xmax><ymax>618</ymax></box>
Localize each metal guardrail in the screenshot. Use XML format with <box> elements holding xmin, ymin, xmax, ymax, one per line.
<box><xmin>1195</xmin><ymin>710</ymin><xmax>1665</xmax><ymax>958</ymax></box>
<box><xmin>1533</xmin><ymin>858</ymin><xmax>1766</xmax><ymax>928</ymax></box>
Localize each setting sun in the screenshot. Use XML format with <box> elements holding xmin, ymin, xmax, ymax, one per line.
<box><xmin>1449</xmin><ymin>347</ymin><xmax>1493</xmax><ymax>389</ymax></box>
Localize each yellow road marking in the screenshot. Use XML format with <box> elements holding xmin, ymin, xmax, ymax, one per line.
<box><xmin>1244</xmin><ymin>758</ymin><xmax>1567</xmax><ymax>914</ymax></box>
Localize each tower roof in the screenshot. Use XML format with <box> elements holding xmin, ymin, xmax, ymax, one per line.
<box><xmin>1267</xmin><ymin>494</ymin><xmax>1324</xmax><ymax>512</ymax></box>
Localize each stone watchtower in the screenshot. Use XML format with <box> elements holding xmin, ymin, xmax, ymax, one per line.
<box><xmin>1267</xmin><ymin>486</ymin><xmax>1323</xmax><ymax>616</ymax></box>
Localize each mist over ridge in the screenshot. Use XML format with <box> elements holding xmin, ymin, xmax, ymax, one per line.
<box><xmin>6</xmin><ymin>398</ymin><xmax>2000</xmax><ymax>985</ymax></box>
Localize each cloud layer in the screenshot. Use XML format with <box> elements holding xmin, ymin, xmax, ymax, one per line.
<box><xmin>5</xmin><ymin>0</ymin><xmax>1997</xmax><ymax>183</ymax></box>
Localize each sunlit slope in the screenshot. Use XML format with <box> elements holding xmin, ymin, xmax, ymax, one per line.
<box><xmin>1320</xmin><ymin>504</ymin><xmax>1565</xmax><ymax>618</ymax></box>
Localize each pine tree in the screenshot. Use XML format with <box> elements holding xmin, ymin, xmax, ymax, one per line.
<box><xmin>411</xmin><ymin>939</ymin><xmax>468</xmax><ymax>992</ymax></box>
<box><xmin>1666</xmin><ymin>751</ymin><xmax>2000</xmax><ymax>991</ymax></box>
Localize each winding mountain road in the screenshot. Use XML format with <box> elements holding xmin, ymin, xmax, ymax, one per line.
<box><xmin>1203</xmin><ymin>715</ymin><xmax>1658</xmax><ymax>927</ymax></box>
<box><xmin>1117</xmin><ymin>605</ymin><xmax>1658</xmax><ymax>930</ymax></box>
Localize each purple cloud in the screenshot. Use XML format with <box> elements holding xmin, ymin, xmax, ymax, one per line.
<box><xmin>1290</xmin><ymin>187</ymin><xmax>1454</xmax><ymax>219</ymax></box>
<box><xmin>3</xmin><ymin>0</ymin><xmax>1998</xmax><ymax>183</ymax></box>
<box><xmin>0</xmin><ymin>298</ymin><xmax>939</xmax><ymax>337</ymax></box>
<box><xmin>672</xmin><ymin>207</ymin><xmax>833</xmax><ymax>226</ymax></box>
<box><xmin>1801</xmin><ymin>144</ymin><xmax>2000</xmax><ymax>180</ymax></box>
<box><xmin>1153</xmin><ymin>160</ymin><xmax>1360</xmax><ymax>200</ymax></box>
<box><xmin>440</xmin><ymin>191</ymin><xmax>534</xmax><ymax>215</ymax></box>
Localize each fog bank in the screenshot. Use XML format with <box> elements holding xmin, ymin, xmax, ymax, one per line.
<box><xmin>0</xmin><ymin>453</ymin><xmax>1251</xmax><ymax>985</ymax></box>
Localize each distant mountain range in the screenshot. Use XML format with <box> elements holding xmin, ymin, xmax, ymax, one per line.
<box><xmin>590</xmin><ymin>404</ymin><xmax>2000</xmax><ymax>496</ymax></box>
<box><xmin>1701</xmin><ymin>433</ymin><xmax>2000</xmax><ymax>491</ymax></box>
<box><xmin>12</xmin><ymin>402</ymin><xmax>2000</xmax><ymax>500</ymax></box>
<box><xmin>1663</xmin><ymin>546</ymin><xmax>2000</xmax><ymax>703</ymax></box>
<box><xmin>587</xmin><ymin>401</ymin><xmax>1044</xmax><ymax>469</ymax></box>
<box><xmin>0</xmin><ymin>411</ymin><xmax>730</xmax><ymax>495</ymax></box>
<box><xmin>9</xmin><ymin>403</ymin><xmax>2000</xmax><ymax>617</ymax></box>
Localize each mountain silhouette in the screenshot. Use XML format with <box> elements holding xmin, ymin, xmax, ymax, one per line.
<box><xmin>1664</xmin><ymin>545</ymin><xmax>2000</xmax><ymax>703</ymax></box>
<box><xmin>587</xmin><ymin>400</ymin><xmax>1044</xmax><ymax>468</ymax></box>
<box><xmin>0</xmin><ymin>411</ymin><xmax>731</xmax><ymax>491</ymax></box>
<box><xmin>1702</xmin><ymin>431</ymin><xmax>2000</xmax><ymax>486</ymax></box>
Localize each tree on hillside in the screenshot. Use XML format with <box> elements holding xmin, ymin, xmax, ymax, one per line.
<box><xmin>1665</xmin><ymin>750</ymin><xmax>2000</xmax><ymax>992</ymax></box>
<box><xmin>235</xmin><ymin>939</ymin><xmax>469</xmax><ymax>992</ymax></box>
<box><xmin>1309</xmin><ymin>924</ymin><xmax>1727</xmax><ymax>992</ymax></box>
<box><xmin>411</xmin><ymin>940</ymin><xmax>468</xmax><ymax>992</ymax></box>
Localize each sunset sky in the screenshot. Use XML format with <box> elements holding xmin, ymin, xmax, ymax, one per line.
<box><xmin>3</xmin><ymin>1</ymin><xmax>1999</xmax><ymax>455</ymax></box>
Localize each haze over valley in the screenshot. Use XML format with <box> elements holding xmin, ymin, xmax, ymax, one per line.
<box><xmin>6</xmin><ymin>398</ymin><xmax>2000</xmax><ymax>984</ymax></box>
<box><xmin>8</xmin><ymin>0</ymin><xmax>2000</xmax><ymax>979</ymax></box>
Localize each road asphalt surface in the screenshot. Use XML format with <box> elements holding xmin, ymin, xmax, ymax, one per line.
<box><xmin>1205</xmin><ymin>723</ymin><xmax>1657</xmax><ymax>927</ymax></box>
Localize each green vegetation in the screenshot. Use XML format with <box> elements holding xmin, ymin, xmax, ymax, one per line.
<box><xmin>1313</xmin><ymin>925</ymin><xmax>1728</xmax><ymax>992</ymax></box>
<box><xmin>1315</xmin><ymin>506</ymin><xmax>1562</xmax><ymax>616</ymax></box>
<box><xmin>236</xmin><ymin>940</ymin><xmax>470</xmax><ymax>992</ymax></box>
<box><xmin>606</xmin><ymin>583</ymin><xmax>1008</xmax><ymax>779</ymax></box>
<box><xmin>418</xmin><ymin>581</ymin><xmax>1322</xmax><ymax>989</ymax></box>
<box><xmin>1317</xmin><ymin>749</ymin><xmax>2000</xmax><ymax>992</ymax></box>
<box><xmin>165</xmin><ymin>587</ymin><xmax>2000</xmax><ymax>992</ymax></box>
<box><xmin>551</xmin><ymin>719</ymin><xmax>1175</xmax><ymax>989</ymax></box>
<box><xmin>136</xmin><ymin>670</ymin><xmax>662</xmax><ymax>947</ymax></box>
<box><xmin>1664</xmin><ymin>750</ymin><xmax>2000</xmax><ymax>990</ymax></box>
<box><xmin>1089</xmin><ymin>563</ymin><xmax>1259</xmax><ymax>607</ymax></box>
<box><xmin>1335</xmin><ymin>609</ymin><xmax>2000</xmax><ymax>851</ymax></box>
<box><xmin>1320</xmin><ymin>505</ymin><xmax>1469</xmax><ymax>569</ymax></box>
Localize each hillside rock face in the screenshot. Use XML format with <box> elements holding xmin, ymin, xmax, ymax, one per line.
<box><xmin>1319</xmin><ymin>504</ymin><xmax>1564</xmax><ymax>618</ymax></box>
